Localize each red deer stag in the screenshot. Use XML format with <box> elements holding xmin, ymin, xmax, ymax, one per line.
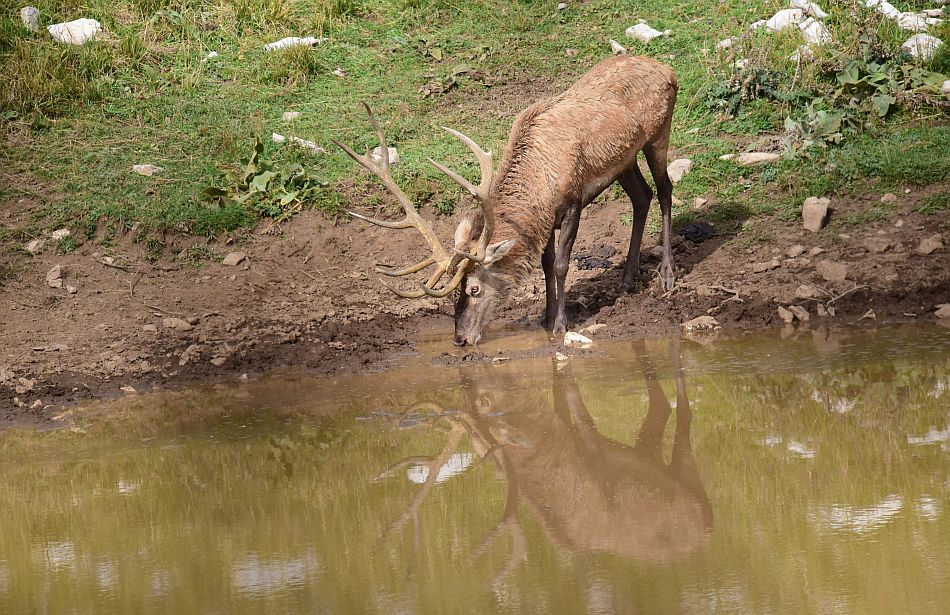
<box><xmin>336</xmin><ymin>55</ymin><xmax>677</xmax><ymax>346</ymax></box>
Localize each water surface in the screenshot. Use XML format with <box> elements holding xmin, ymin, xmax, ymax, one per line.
<box><xmin>2</xmin><ymin>325</ymin><xmax>949</xmax><ymax>614</ymax></box>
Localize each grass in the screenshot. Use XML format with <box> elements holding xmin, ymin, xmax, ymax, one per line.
<box><xmin>0</xmin><ymin>0</ymin><xmax>948</xmax><ymax>250</ymax></box>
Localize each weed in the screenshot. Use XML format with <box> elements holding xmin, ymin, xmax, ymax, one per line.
<box><xmin>179</xmin><ymin>242</ymin><xmax>211</xmax><ymax>267</ymax></box>
<box><xmin>145</xmin><ymin>237</ymin><xmax>165</xmax><ymax>261</ymax></box>
<box><xmin>58</xmin><ymin>236</ymin><xmax>77</xmax><ymax>254</ymax></box>
<box><xmin>917</xmin><ymin>191</ymin><xmax>950</xmax><ymax>215</ymax></box>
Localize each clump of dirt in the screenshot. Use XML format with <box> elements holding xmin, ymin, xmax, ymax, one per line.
<box><xmin>1</xmin><ymin>185</ymin><xmax>948</xmax><ymax>426</ymax></box>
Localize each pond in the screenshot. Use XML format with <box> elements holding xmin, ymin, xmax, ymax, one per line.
<box><xmin>2</xmin><ymin>325</ymin><xmax>949</xmax><ymax>614</ymax></box>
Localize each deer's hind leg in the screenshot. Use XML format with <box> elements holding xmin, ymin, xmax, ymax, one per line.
<box><xmin>617</xmin><ymin>162</ymin><xmax>654</xmax><ymax>293</ymax></box>
<box><xmin>643</xmin><ymin>124</ymin><xmax>675</xmax><ymax>291</ymax></box>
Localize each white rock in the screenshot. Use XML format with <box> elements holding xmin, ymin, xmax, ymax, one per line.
<box><xmin>790</xmin><ymin>0</ymin><xmax>829</xmax><ymax>20</ymax></box>
<box><xmin>271</xmin><ymin>132</ymin><xmax>287</xmax><ymax>143</ymax></box>
<box><xmin>737</xmin><ymin>152</ymin><xmax>780</xmax><ymax>165</ymax></box>
<box><xmin>749</xmin><ymin>19</ymin><xmax>768</xmax><ymax>30</ymax></box>
<box><xmin>557</xmin><ymin>2</ymin><xmax>568</xmax><ymax>9</ymax></box>
<box><xmin>609</xmin><ymin>39</ymin><xmax>627</xmax><ymax>54</ymax></box>
<box><xmin>120</xmin><ymin>385</ymin><xmax>137</xmax><ymax>395</ymax></box>
<box><xmin>133</xmin><ymin>164</ymin><xmax>164</xmax><ymax>176</ymax></box>
<box><xmin>667</xmin><ymin>158</ymin><xmax>693</xmax><ymax>184</ymax></box>
<box><xmin>866</xmin><ymin>0</ymin><xmax>900</xmax><ymax>19</ymax></box>
<box><xmin>46</xmin><ymin>265</ymin><xmax>63</xmax><ymax>288</ymax></box>
<box><xmin>222</xmin><ymin>251</ymin><xmax>247</xmax><ymax>266</ymax></box>
<box><xmin>923</xmin><ymin>9</ymin><xmax>944</xmax><ymax>18</ymax></box>
<box><xmin>66</xmin><ymin>285</ymin><xmax>77</xmax><ymax>295</ymax></box>
<box><xmin>766</xmin><ymin>8</ymin><xmax>805</xmax><ymax>32</ymax></box>
<box><xmin>896</xmin><ymin>12</ymin><xmax>932</xmax><ymax>31</ymax></box>
<box><xmin>681</xmin><ymin>315</ymin><xmax>720</xmax><ymax>331</ymax></box>
<box><xmin>555</xmin><ymin>351</ymin><xmax>569</xmax><ymax>362</ymax></box>
<box><xmin>942</xmin><ymin>80</ymin><xmax>950</xmax><ymax>95</ymax></box>
<box><xmin>719</xmin><ymin>153</ymin><xmax>736</xmax><ymax>161</ymax></box>
<box><xmin>935</xmin><ymin>304</ymin><xmax>950</xmax><ymax>319</ymax></box>
<box><xmin>282</xmin><ymin>111</ymin><xmax>302</xmax><ymax>121</ymax></box>
<box><xmin>204</xmin><ymin>51</ymin><xmax>219</xmax><ymax>60</ymax></box>
<box><xmin>163</xmin><ymin>317</ymin><xmax>193</xmax><ymax>332</ymax></box>
<box><xmin>263</xmin><ymin>36</ymin><xmax>324</xmax><ymax>51</ymax></box>
<box><xmin>289</xmin><ymin>136</ymin><xmax>325</xmax><ymax>153</ymax></box>
<box><xmin>25</xmin><ymin>239</ymin><xmax>45</xmax><ymax>255</ymax></box>
<box><xmin>50</xmin><ymin>229</ymin><xmax>71</xmax><ymax>241</ymax></box>
<box><xmin>716</xmin><ymin>38</ymin><xmax>734</xmax><ymax>50</ymax></box>
<box><xmin>30</xmin><ymin>399</ymin><xmax>43</xmax><ymax>409</ymax></box>
<box><xmin>47</xmin><ymin>18</ymin><xmax>102</xmax><ymax>45</ymax></box>
<box><xmin>332</xmin><ymin>67</ymin><xmax>348</xmax><ymax>78</ymax></box>
<box><xmin>564</xmin><ymin>331</ymin><xmax>594</xmax><ymax>347</ymax></box>
<box><xmin>579</xmin><ymin>323</ymin><xmax>607</xmax><ymax>335</ymax></box>
<box><xmin>800</xmin><ymin>17</ymin><xmax>832</xmax><ymax>45</ymax></box>
<box><xmin>625</xmin><ymin>23</ymin><xmax>670</xmax><ymax>43</ymax></box>
<box><xmin>802</xmin><ymin>196</ymin><xmax>831</xmax><ymax>232</ymax></box>
<box><xmin>902</xmin><ymin>34</ymin><xmax>943</xmax><ymax>60</ymax></box>
<box><xmin>734</xmin><ymin>58</ymin><xmax>750</xmax><ymax>70</ymax></box>
<box><xmin>371</xmin><ymin>146</ymin><xmax>400</xmax><ymax>165</ymax></box>
<box><xmin>20</xmin><ymin>6</ymin><xmax>40</xmax><ymax>31</ymax></box>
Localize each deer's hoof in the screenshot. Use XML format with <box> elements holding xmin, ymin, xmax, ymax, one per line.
<box><xmin>618</xmin><ymin>280</ymin><xmax>637</xmax><ymax>294</ymax></box>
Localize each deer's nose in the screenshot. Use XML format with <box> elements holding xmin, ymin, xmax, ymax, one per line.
<box><xmin>453</xmin><ymin>336</ymin><xmax>467</xmax><ymax>347</ymax></box>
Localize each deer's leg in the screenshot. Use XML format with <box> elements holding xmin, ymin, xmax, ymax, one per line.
<box><xmin>540</xmin><ymin>231</ymin><xmax>557</xmax><ymax>330</ymax></box>
<box><xmin>552</xmin><ymin>207</ymin><xmax>581</xmax><ymax>335</ymax></box>
<box><xmin>617</xmin><ymin>164</ymin><xmax>654</xmax><ymax>293</ymax></box>
<box><xmin>631</xmin><ymin>339</ymin><xmax>673</xmax><ymax>463</ymax></box>
<box><xmin>643</xmin><ymin>137</ymin><xmax>675</xmax><ymax>291</ymax></box>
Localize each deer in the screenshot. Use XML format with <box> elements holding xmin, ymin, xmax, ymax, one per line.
<box><xmin>336</xmin><ymin>55</ymin><xmax>678</xmax><ymax>346</ymax></box>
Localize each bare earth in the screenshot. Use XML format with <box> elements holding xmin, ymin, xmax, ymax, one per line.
<box><xmin>1</xmin><ymin>185</ymin><xmax>948</xmax><ymax>426</ymax></box>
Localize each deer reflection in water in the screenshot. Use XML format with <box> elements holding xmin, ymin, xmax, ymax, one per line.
<box><xmin>375</xmin><ymin>339</ymin><xmax>712</xmax><ymax>584</ymax></box>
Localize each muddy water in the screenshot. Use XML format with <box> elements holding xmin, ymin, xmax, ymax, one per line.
<box><xmin>2</xmin><ymin>326</ymin><xmax>950</xmax><ymax>614</ymax></box>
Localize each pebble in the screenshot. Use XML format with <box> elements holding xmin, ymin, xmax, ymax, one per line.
<box><xmin>789</xmin><ymin>305</ymin><xmax>810</xmax><ymax>322</ymax></box>
<box><xmin>787</xmin><ymin>244</ymin><xmax>806</xmax><ymax>258</ymax></box>
<box><xmin>609</xmin><ymin>40</ymin><xmax>627</xmax><ymax>54</ymax></box>
<box><xmin>370</xmin><ymin>146</ymin><xmax>399</xmax><ymax>166</ymax></box>
<box><xmin>816</xmin><ymin>260</ymin><xmax>848</xmax><ymax>283</ymax></box>
<box><xmin>66</xmin><ymin>285</ymin><xmax>77</xmax><ymax>295</ymax></box>
<box><xmin>46</xmin><ymin>265</ymin><xmax>63</xmax><ymax>288</ymax></box>
<box><xmin>222</xmin><ymin>252</ymin><xmax>246</xmax><ymax>266</ymax></box>
<box><xmin>163</xmin><ymin>317</ymin><xmax>194</xmax><ymax>332</ymax></box>
<box><xmin>936</xmin><ymin>304</ymin><xmax>950</xmax><ymax>319</ymax></box>
<box><xmin>47</xmin><ymin>18</ymin><xmax>102</xmax><ymax>45</ymax></box>
<box><xmin>880</xmin><ymin>192</ymin><xmax>898</xmax><ymax>203</ymax></box>
<box><xmin>692</xmin><ymin>197</ymin><xmax>708</xmax><ymax>209</ymax></box>
<box><xmin>120</xmin><ymin>385</ymin><xmax>137</xmax><ymax>395</ymax></box>
<box><xmin>916</xmin><ymin>234</ymin><xmax>943</xmax><ymax>255</ymax></box>
<box><xmin>777</xmin><ymin>306</ymin><xmax>795</xmax><ymax>324</ymax></box>
<box><xmin>30</xmin><ymin>399</ymin><xmax>43</xmax><ymax>409</ymax></box>
<box><xmin>564</xmin><ymin>331</ymin><xmax>594</xmax><ymax>347</ymax></box>
<box><xmin>132</xmin><ymin>164</ymin><xmax>164</xmax><ymax>176</ymax></box>
<box><xmin>50</xmin><ymin>228</ymin><xmax>71</xmax><ymax>241</ymax></box>
<box><xmin>143</xmin><ymin>324</ymin><xmax>158</xmax><ymax>333</ymax></box>
<box><xmin>680</xmin><ymin>315</ymin><xmax>720</xmax><ymax>331</ymax></box>
<box><xmin>861</xmin><ymin>236</ymin><xmax>895</xmax><ymax>253</ymax></box>
<box><xmin>795</xmin><ymin>284</ymin><xmax>823</xmax><ymax>300</ymax></box>
<box><xmin>185</xmin><ymin>316</ymin><xmax>200</xmax><ymax>326</ymax></box>
<box><xmin>25</xmin><ymin>239</ymin><xmax>45</xmax><ymax>255</ymax></box>
<box><xmin>802</xmin><ymin>196</ymin><xmax>830</xmax><ymax>232</ymax></box>
<box><xmin>579</xmin><ymin>323</ymin><xmax>607</xmax><ymax>335</ymax></box>
<box><xmin>752</xmin><ymin>258</ymin><xmax>781</xmax><ymax>273</ymax></box>
<box><xmin>667</xmin><ymin>158</ymin><xmax>694</xmax><ymax>184</ymax></box>
<box><xmin>20</xmin><ymin>6</ymin><xmax>39</xmax><ymax>32</ymax></box>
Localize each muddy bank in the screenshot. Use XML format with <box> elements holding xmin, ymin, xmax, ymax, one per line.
<box><xmin>1</xmin><ymin>186</ymin><xmax>948</xmax><ymax>426</ymax></box>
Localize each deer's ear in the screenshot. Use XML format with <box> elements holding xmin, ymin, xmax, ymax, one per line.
<box><xmin>454</xmin><ymin>217</ymin><xmax>476</xmax><ymax>248</ymax></box>
<box><xmin>484</xmin><ymin>238</ymin><xmax>517</xmax><ymax>265</ymax></box>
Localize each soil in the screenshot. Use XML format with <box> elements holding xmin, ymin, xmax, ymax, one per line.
<box><xmin>1</xmin><ymin>182</ymin><xmax>948</xmax><ymax>427</ymax></box>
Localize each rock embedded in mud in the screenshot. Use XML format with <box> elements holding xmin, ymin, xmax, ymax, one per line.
<box><xmin>46</xmin><ymin>265</ymin><xmax>63</xmax><ymax>288</ymax></box>
<box><xmin>862</xmin><ymin>235</ymin><xmax>896</xmax><ymax>253</ymax></box>
<box><xmin>15</xmin><ymin>377</ymin><xmax>35</xmax><ymax>394</ymax></box>
<box><xmin>680</xmin><ymin>315</ymin><xmax>720</xmax><ymax>331</ymax></box>
<box><xmin>752</xmin><ymin>258</ymin><xmax>781</xmax><ymax>273</ymax></box>
<box><xmin>789</xmin><ymin>305</ymin><xmax>810</xmax><ymax>322</ymax></box>
<box><xmin>163</xmin><ymin>317</ymin><xmax>193</xmax><ymax>332</ymax></box>
<box><xmin>916</xmin><ymin>233</ymin><xmax>944</xmax><ymax>255</ymax></box>
<box><xmin>579</xmin><ymin>323</ymin><xmax>607</xmax><ymax>336</ymax></box>
<box><xmin>222</xmin><ymin>252</ymin><xmax>247</xmax><ymax>266</ymax></box>
<box><xmin>736</xmin><ymin>152</ymin><xmax>780</xmax><ymax>166</ymax></box>
<box><xmin>66</xmin><ymin>285</ymin><xmax>77</xmax><ymax>295</ymax></box>
<box><xmin>667</xmin><ymin>158</ymin><xmax>693</xmax><ymax>184</ymax></box>
<box><xmin>142</xmin><ymin>324</ymin><xmax>158</xmax><ymax>333</ymax></box>
<box><xmin>564</xmin><ymin>332</ymin><xmax>594</xmax><ymax>348</ymax></box>
<box><xmin>787</xmin><ymin>244</ymin><xmax>806</xmax><ymax>258</ymax></box>
<box><xmin>25</xmin><ymin>239</ymin><xmax>45</xmax><ymax>255</ymax></box>
<box><xmin>777</xmin><ymin>305</ymin><xmax>795</xmax><ymax>324</ymax></box>
<box><xmin>880</xmin><ymin>192</ymin><xmax>898</xmax><ymax>203</ymax></box>
<box><xmin>802</xmin><ymin>197</ymin><xmax>830</xmax><ymax>232</ymax></box>
<box><xmin>815</xmin><ymin>259</ymin><xmax>848</xmax><ymax>283</ymax></box>
<box><xmin>936</xmin><ymin>304</ymin><xmax>950</xmax><ymax>319</ymax></box>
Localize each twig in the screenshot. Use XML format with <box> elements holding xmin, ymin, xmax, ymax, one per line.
<box><xmin>826</xmin><ymin>284</ymin><xmax>870</xmax><ymax>306</ymax></box>
<box><xmin>96</xmin><ymin>258</ymin><xmax>136</xmax><ymax>272</ymax></box>
<box><xmin>127</xmin><ymin>278</ymin><xmax>181</xmax><ymax>315</ymax></box>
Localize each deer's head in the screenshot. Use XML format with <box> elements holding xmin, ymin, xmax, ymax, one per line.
<box><xmin>336</xmin><ymin>103</ymin><xmax>515</xmax><ymax>347</ymax></box>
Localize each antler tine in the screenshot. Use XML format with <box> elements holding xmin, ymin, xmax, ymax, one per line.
<box><xmin>429</xmin><ymin>127</ymin><xmax>497</xmax><ymax>262</ymax></box>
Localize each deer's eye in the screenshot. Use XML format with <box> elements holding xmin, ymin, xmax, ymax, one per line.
<box><xmin>469</xmin><ymin>285</ymin><xmax>480</xmax><ymax>296</ymax></box>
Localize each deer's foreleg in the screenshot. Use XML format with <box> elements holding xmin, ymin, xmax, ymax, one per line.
<box><xmin>618</xmin><ymin>165</ymin><xmax>654</xmax><ymax>293</ymax></box>
<box><xmin>541</xmin><ymin>232</ymin><xmax>557</xmax><ymax>330</ymax></box>
<box><xmin>553</xmin><ymin>207</ymin><xmax>582</xmax><ymax>335</ymax></box>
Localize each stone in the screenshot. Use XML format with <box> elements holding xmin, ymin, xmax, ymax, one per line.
<box><xmin>46</xmin><ymin>265</ymin><xmax>63</xmax><ymax>288</ymax></box>
<box><xmin>579</xmin><ymin>323</ymin><xmax>607</xmax><ymax>335</ymax></box>
<box><xmin>204</xmin><ymin>51</ymin><xmax>219</xmax><ymax>60</ymax></box>
<box><xmin>222</xmin><ymin>252</ymin><xmax>246</xmax><ymax>266</ymax></box>
<box><xmin>332</xmin><ymin>68</ymin><xmax>347</xmax><ymax>78</ymax></box>
<box><xmin>752</xmin><ymin>258</ymin><xmax>781</xmax><ymax>273</ymax></box>
<box><xmin>861</xmin><ymin>309</ymin><xmax>876</xmax><ymax>320</ymax></box>
<box><xmin>717</xmin><ymin>38</ymin><xmax>734</xmax><ymax>50</ymax></box>
<box><xmin>667</xmin><ymin>159</ymin><xmax>694</xmax><ymax>184</ymax></box>
<box><xmin>936</xmin><ymin>304</ymin><xmax>950</xmax><ymax>319</ymax></box>
<box><xmin>777</xmin><ymin>306</ymin><xmax>795</xmax><ymax>324</ymax></box>
<box><xmin>609</xmin><ymin>40</ymin><xmax>627</xmax><ymax>54</ymax></box>
<box><xmin>30</xmin><ymin>399</ymin><xmax>43</xmax><ymax>409</ymax></box>
<box><xmin>795</xmin><ymin>284</ymin><xmax>823</xmax><ymax>300</ymax></box>
<box><xmin>719</xmin><ymin>153</ymin><xmax>735</xmax><ymax>161</ymax></box>
<box><xmin>807</xmin><ymin>246</ymin><xmax>824</xmax><ymax>256</ymax></box>
<box><xmin>15</xmin><ymin>377</ymin><xmax>35</xmax><ymax>394</ymax></box>
<box><xmin>680</xmin><ymin>315</ymin><xmax>719</xmax><ymax>331</ymax></box>
<box><xmin>862</xmin><ymin>235</ymin><xmax>895</xmax><ymax>253</ymax></box>
<box><xmin>692</xmin><ymin>197</ymin><xmax>708</xmax><ymax>209</ymax></box>
<box><xmin>282</xmin><ymin>111</ymin><xmax>302</xmax><ymax>121</ymax></box>
<box><xmin>557</xmin><ymin>2</ymin><xmax>568</xmax><ymax>9</ymax></box>
<box><xmin>50</xmin><ymin>228</ymin><xmax>71</xmax><ymax>241</ymax></box>
<box><xmin>20</xmin><ymin>6</ymin><xmax>40</xmax><ymax>32</ymax></box>
<box><xmin>133</xmin><ymin>164</ymin><xmax>164</xmax><ymax>176</ymax></box>
<box><xmin>163</xmin><ymin>317</ymin><xmax>193</xmax><ymax>332</ymax></box>
<box><xmin>880</xmin><ymin>192</ymin><xmax>898</xmax><ymax>203</ymax></box>
<box><xmin>802</xmin><ymin>196</ymin><xmax>830</xmax><ymax>232</ymax></box>
<box><xmin>736</xmin><ymin>152</ymin><xmax>780</xmax><ymax>166</ymax></box>
<box><xmin>142</xmin><ymin>324</ymin><xmax>158</xmax><ymax>333</ymax></box>
<box><xmin>787</xmin><ymin>244</ymin><xmax>806</xmax><ymax>258</ymax></box>
<box><xmin>185</xmin><ymin>316</ymin><xmax>200</xmax><ymax>326</ymax></box>
<box><xmin>564</xmin><ymin>331</ymin><xmax>594</xmax><ymax>347</ymax></box>
<box><xmin>624</xmin><ymin>23</ymin><xmax>671</xmax><ymax>43</ymax></box>
<box><xmin>943</xmin><ymin>80</ymin><xmax>950</xmax><ymax>96</ymax></box>
<box><xmin>816</xmin><ymin>303</ymin><xmax>829</xmax><ymax>317</ymax></box>
<box><xmin>901</xmin><ymin>34</ymin><xmax>943</xmax><ymax>60</ymax></box>
<box><xmin>916</xmin><ymin>234</ymin><xmax>943</xmax><ymax>255</ymax></box>
<box><xmin>799</xmin><ymin>16</ymin><xmax>832</xmax><ymax>45</ymax></box>
<box><xmin>47</xmin><ymin>18</ymin><xmax>102</xmax><ymax>45</ymax></box>
<box><xmin>178</xmin><ymin>344</ymin><xmax>199</xmax><ymax>366</ymax></box>
<box><xmin>791</xmin><ymin>0</ymin><xmax>829</xmax><ymax>20</ymax></box>
<box><xmin>370</xmin><ymin>146</ymin><xmax>399</xmax><ymax>166</ymax></box>
<box><xmin>816</xmin><ymin>259</ymin><xmax>848</xmax><ymax>283</ymax></box>
<box><xmin>555</xmin><ymin>351</ymin><xmax>569</xmax><ymax>362</ymax></box>
<box><xmin>210</xmin><ymin>357</ymin><xmax>227</xmax><ymax>366</ymax></box>
<box><xmin>766</xmin><ymin>9</ymin><xmax>805</xmax><ymax>32</ymax></box>
<box><xmin>25</xmin><ymin>239</ymin><xmax>45</xmax><ymax>255</ymax></box>
<box><xmin>789</xmin><ymin>305</ymin><xmax>810</xmax><ymax>322</ymax></box>
<box><xmin>120</xmin><ymin>385</ymin><xmax>137</xmax><ymax>395</ymax></box>
<box><xmin>66</xmin><ymin>285</ymin><xmax>77</xmax><ymax>295</ymax></box>
<box><xmin>263</xmin><ymin>36</ymin><xmax>324</xmax><ymax>51</ymax></box>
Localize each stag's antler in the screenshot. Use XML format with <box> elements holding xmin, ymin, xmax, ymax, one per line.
<box><xmin>429</xmin><ymin>128</ymin><xmax>498</xmax><ymax>263</ymax></box>
<box><xmin>334</xmin><ymin>103</ymin><xmax>468</xmax><ymax>298</ymax></box>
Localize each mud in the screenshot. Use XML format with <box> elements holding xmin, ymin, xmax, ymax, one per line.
<box><xmin>1</xmin><ymin>182</ymin><xmax>948</xmax><ymax>426</ymax></box>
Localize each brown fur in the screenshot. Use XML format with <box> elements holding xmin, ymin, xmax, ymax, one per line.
<box><xmin>476</xmin><ymin>55</ymin><xmax>678</xmax><ymax>283</ymax></box>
